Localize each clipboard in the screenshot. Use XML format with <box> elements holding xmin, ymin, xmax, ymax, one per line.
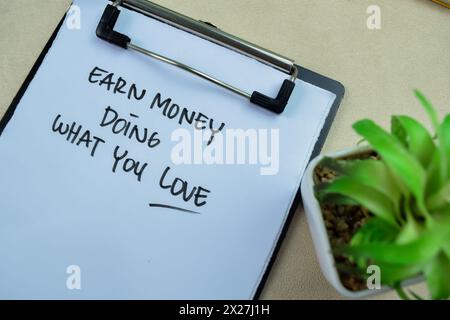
<box><xmin>0</xmin><ymin>0</ymin><xmax>344</xmax><ymax>299</ymax></box>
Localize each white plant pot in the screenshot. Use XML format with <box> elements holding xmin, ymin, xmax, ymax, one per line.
<box><xmin>301</xmin><ymin>146</ymin><xmax>422</xmax><ymax>298</ymax></box>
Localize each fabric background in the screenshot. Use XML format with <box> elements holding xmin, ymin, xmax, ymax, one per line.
<box><xmin>0</xmin><ymin>0</ymin><xmax>448</xmax><ymax>299</ymax></box>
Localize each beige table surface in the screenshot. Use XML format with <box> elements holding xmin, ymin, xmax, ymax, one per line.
<box><xmin>0</xmin><ymin>0</ymin><xmax>448</xmax><ymax>300</ymax></box>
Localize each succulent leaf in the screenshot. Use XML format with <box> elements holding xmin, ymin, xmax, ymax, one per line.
<box><xmin>391</xmin><ymin>115</ymin><xmax>435</xmax><ymax>167</ymax></box>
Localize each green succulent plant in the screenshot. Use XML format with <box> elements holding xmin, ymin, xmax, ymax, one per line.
<box><xmin>315</xmin><ymin>90</ymin><xmax>450</xmax><ymax>300</ymax></box>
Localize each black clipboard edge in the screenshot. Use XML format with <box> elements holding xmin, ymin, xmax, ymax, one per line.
<box><xmin>0</xmin><ymin>14</ymin><xmax>68</xmax><ymax>137</ymax></box>
<box><xmin>0</xmin><ymin>6</ymin><xmax>345</xmax><ymax>300</ymax></box>
<box><xmin>254</xmin><ymin>66</ymin><xmax>344</xmax><ymax>299</ymax></box>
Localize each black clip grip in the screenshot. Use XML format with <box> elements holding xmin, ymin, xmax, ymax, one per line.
<box><xmin>96</xmin><ymin>4</ymin><xmax>131</xmax><ymax>49</ymax></box>
<box><xmin>250</xmin><ymin>79</ymin><xmax>296</xmax><ymax>114</ymax></box>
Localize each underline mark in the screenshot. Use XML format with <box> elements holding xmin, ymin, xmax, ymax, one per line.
<box><xmin>149</xmin><ymin>203</ymin><xmax>201</xmax><ymax>214</ymax></box>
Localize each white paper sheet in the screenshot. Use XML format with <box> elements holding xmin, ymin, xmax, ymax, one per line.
<box><xmin>0</xmin><ymin>0</ymin><xmax>336</xmax><ymax>299</ymax></box>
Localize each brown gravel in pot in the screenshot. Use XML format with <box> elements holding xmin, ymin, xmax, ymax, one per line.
<box><xmin>313</xmin><ymin>151</ymin><xmax>377</xmax><ymax>291</ymax></box>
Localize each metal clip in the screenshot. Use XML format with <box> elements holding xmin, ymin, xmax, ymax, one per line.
<box><xmin>96</xmin><ymin>0</ymin><xmax>298</xmax><ymax>113</ymax></box>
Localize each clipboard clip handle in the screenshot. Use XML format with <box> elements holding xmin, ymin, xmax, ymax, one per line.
<box><xmin>96</xmin><ymin>1</ymin><xmax>297</xmax><ymax>114</ymax></box>
<box><xmin>96</xmin><ymin>3</ymin><xmax>130</xmax><ymax>48</ymax></box>
<box><xmin>250</xmin><ymin>80</ymin><xmax>296</xmax><ymax>113</ymax></box>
